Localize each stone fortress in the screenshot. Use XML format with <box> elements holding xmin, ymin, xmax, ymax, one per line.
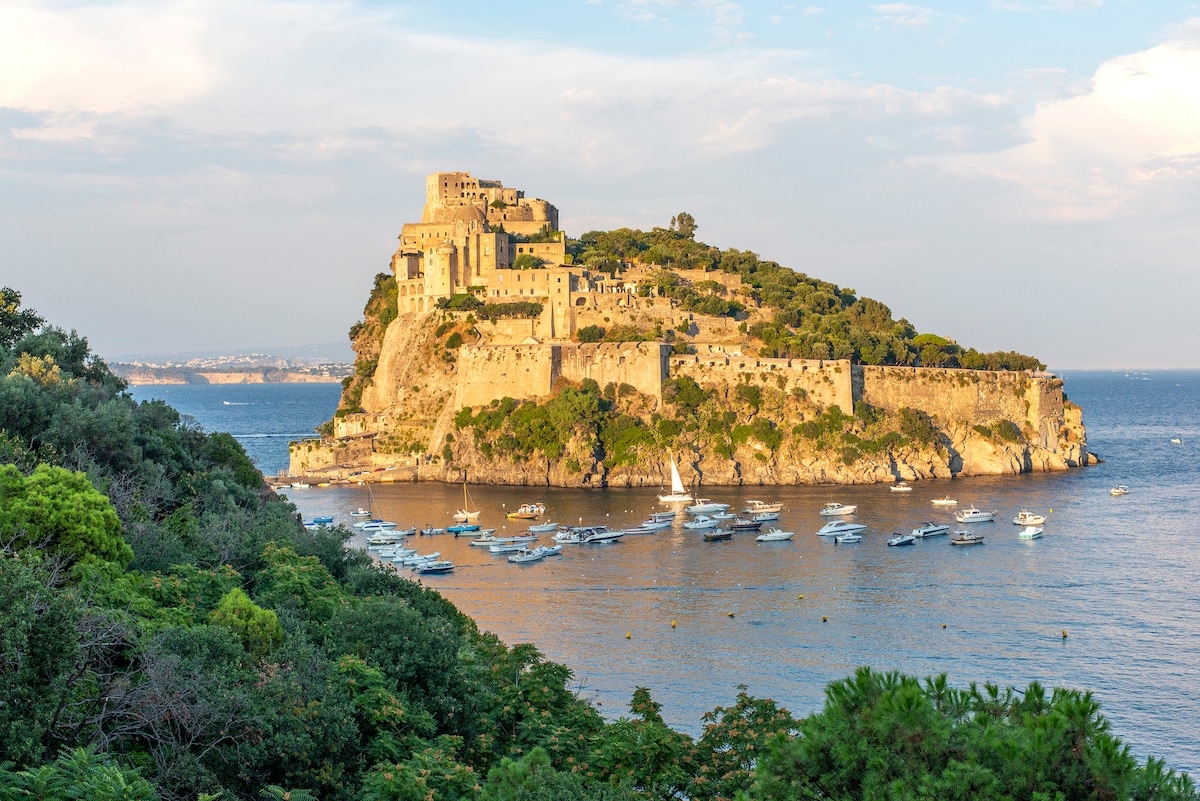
<box><xmin>291</xmin><ymin>172</ymin><xmax>1091</xmax><ymax>483</ymax></box>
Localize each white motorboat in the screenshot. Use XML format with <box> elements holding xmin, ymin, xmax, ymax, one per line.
<box><xmin>399</xmin><ymin>551</ymin><xmax>441</xmax><ymax>565</ymax></box>
<box><xmin>687</xmin><ymin>499</ymin><xmax>731</xmax><ymax>515</ymax></box>
<box><xmin>413</xmin><ymin>560</ymin><xmax>454</xmax><ymax>574</ymax></box>
<box><xmin>1018</xmin><ymin>526</ymin><xmax>1043</xmax><ymax>540</ymax></box>
<box><xmin>367</xmin><ymin>531</ymin><xmax>404</xmax><ymax>546</ymax></box>
<box><xmin>507</xmin><ymin>547</ymin><xmax>547</xmax><ymax>564</ymax></box>
<box><xmin>639</xmin><ymin>519</ymin><xmax>673</xmax><ymax>531</ymax></box>
<box><xmin>912</xmin><ymin>522</ymin><xmax>950</xmax><ymax>538</ymax></box>
<box><xmin>755</xmin><ymin>528</ymin><xmax>795</xmax><ymax>542</ymax></box>
<box><xmin>472</xmin><ymin>534</ymin><xmax>537</xmax><ymax>548</ymax></box>
<box><xmin>489</xmin><ymin>542</ymin><xmax>529</xmax><ymax>554</ymax></box>
<box><xmin>658</xmin><ymin>459</ymin><xmax>694</xmax><ymax>503</ymax></box>
<box><xmin>355</xmin><ymin>518</ymin><xmax>391</xmax><ymax>529</ymax></box>
<box><xmin>553</xmin><ymin>530</ymin><xmax>583</xmax><ymax>544</ymax></box>
<box><xmin>418</xmin><ymin>527</ymin><xmax>445</xmax><ymax>536</ymax></box>
<box><xmin>833</xmin><ymin>532</ymin><xmax>862</xmax><ymax>544</ymax></box>
<box><xmin>622</xmin><ymin>525</ymin><xmax>656</xmax><ymax>535</ymax></box>
<box><xmin>817</xmin><ymin>520</ymin><xmax>867</xmax><ymax>536</ymax></box>
<box><xmin>931</xmin><ymin>497</ymin><xmax>958</xmax><ymax>506</ymax></box>
<box><xmin>528</xmin><ymin>521</ymin><xmax>559</xmax><ymax>533</ymax></box>
<box><xmin>710</xmin><ymin>511</ymin><xmax>736</xmax><ymax>520</ymax></box>
<box><xmin>506</xmin><ymin>502</ymin><xmax>545</xmax><ymax>519</ymax></box>
<box><xmin>1171</xmin><ymin>438</ymin><xmax>1182</xmax><ymax>444</ymax></box>
<box><xmin>819</xmin><ymin>502</ymin><xmax>857</xmax><ymax>516</ymax></box>
<box><xmin>580</xmin><ymin>528</ymin><xmax>623</xmax><ymax>544</ymax></box>
<box><xmin>683</xmin><ymin>515</ymin><xmax>720</xmax><ymax>530</ymax></box>
<box><xmin>729</xmin><ymin>517</ymin><xmax>764</xmax><ymax>531</ymax></box>
<box><xmin>350</xmin><ymin>507</ymin><xmax>371</xmax><ymax>518</ymax></box>
<box><xmin>752</xmin><ymin>511</ymin><xmax>780</xmax><ymax>522</ymax></box>
<box><xmin>890</xmin><ymin>482</ymin><xmax>913</xmax><ymax>492</ymax></box>
<box><xmin>1110</xmin><ymin>485</ymin><xmax>1129</xmax><ymax>496</ymax></box>
<box><xmin>955</xmin><ymin>506</ymin><xmax>995</xmax><ymax>523</ymax></box>
<box><xmin>950</xmin><ymin>530</ymin><xmax>985</xmax><ymax>546</ymax></box>
<box><xmin>650</xmin><ymin>511</ymin><xmax>676</xmax><ymax>522</ymax></box>
<box><xmin>290</xmin><ymin>482</ymin><xmax>309</xmax><ymax>489</ymax></box>
<box><xmin>387</xmin><ymin>548</ymin><xmax>418</xmax><ymax>562</ymax></box>
<box><xmin>1013</xmin><ymin>510</ymin><xmax>1047</xmax><ymax>526</ymax></box>
<box><xmin>887</xmin><ymin>533</ymin><xmax>916</xmax><ymax>547</ymax></box>
<box><xmin>743</xmin><ymin>500</ymin><xmax>784</xmax><ymax>515</ymax></box>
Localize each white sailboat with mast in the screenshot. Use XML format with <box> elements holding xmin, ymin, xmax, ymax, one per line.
<box><xmin>453</xmin><ymin>474</ymin><xmax>480</xmax><ymax>521</ymax></box>
<box><xmin>658</xmin><ymin>458</ymin><xmax>694</xmax><ymax>503</ymax></box>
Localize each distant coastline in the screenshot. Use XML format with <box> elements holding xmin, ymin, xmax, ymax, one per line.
<box><xmin>117</xmin><ymin>367</ymin><xmax>349</xmax><ymax>385</ymax></box>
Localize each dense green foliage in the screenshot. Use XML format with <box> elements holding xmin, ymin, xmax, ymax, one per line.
<box><xmin>342</xmin><ymin>273</ymin><xmax>399</xmax><ymax>415</ymax></box>
<box><xmin>0</xmin><ymin>286</ymin><xmax>1191</xmax><ymax>800</ymax></box>
<box><xmin>569</xmin><ymin>219</ymin><xmax>1044</xmax><ymax>370</ymax></box>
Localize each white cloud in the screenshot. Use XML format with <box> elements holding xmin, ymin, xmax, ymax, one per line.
<box><xmin>871</xmin><ymin>3</ymin><xmax>939</xmax><ymax>28</ymax></box>
<box><xmin>928</xmin><ymin>24</ymin><xmax>1200</xmax><ymax>221</ymax></box>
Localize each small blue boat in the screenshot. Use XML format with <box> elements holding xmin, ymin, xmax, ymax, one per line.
<box><xmin>448</xmin><ymin>523</ymin><xmax>481</xmax><ymax>535</ymax></box>
<box><xmin>312</xmin><ymin>516</ymin><xmax>334</xmax><ymax>525</ymax></box>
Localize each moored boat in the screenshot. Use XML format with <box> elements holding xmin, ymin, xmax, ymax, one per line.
<box><xmin>955</xmin><ymin>506</ymin><xmax>995</xmax><ymax>523</ymax></box>
<box><xmin>1110</xmin><ymin>485</ymin><xmax>1129</xmax><ymax>496</ymax></box>
<box><xmin>833</xmin><ymin>532</ymin><xmax>862</xmax><ymax>544</ymax></box>
<box><xmin>528</xmin><ymin>521</ymin><xmax>559</xmax><ymax>533</ymax></box>
<box><xmin>912</xmin><ymin>522</ymin><xmax>949</xmax><ymax>538</ymax></box>
<box><xmin>687</xmin><ymin>499</ymin><xmax>731</xmax><ymax>515</ymax></box>
<box><xmin>755</xmin><ymin>528</ymin><xmax>794</xmax><ymax>542</ymax></box>
<box><xmin>507</xmin><ymin>547</ymin><xmax>547</xmax><ymax>563</ymax></box>
<box><xmin>950</xmin><ymin>530</ymin><xmax>985</xmax><ymax>546</ymax></box>
<box><xmin>817</xmin><ymin>520</ymin><xmax>866</xmax><ymax>537</ymax></box>
<box><xmin>702</xmin><ymin>529</ymin><xmax>733</xmax><ymax>542</ymax></box>
<box><xmin>413</xmin><ymin>560</ymin><xmax>455</xmax><ymax>574</ymax></box>
<box><xmin>1018</xmin><ymin>526</ymin><xmax>1043</xmax><ymax>540</ymax></box>
<box><xmin>887</xmin><ymin>533</ymin><xmax>916</xmax><ymax>547</ymax></box>
<box><xmin>350</xmin><ymin>507</ymin><xmax>371</xmax><ymax>517</ymax></box>
<box><xmin>890</xmin><ymin>482</ymin><xmax>913</xmax><ymax>492</ymax></box>
<box><xmin>819</xmin><ymin>502</ymin><xmax>857</xmax><ymax>516</ymax></box>
<box><xmin>658</xmin><ymin>458</ymin><xmax>694</xmax><ymax>503</ymax></box>
<box><xmin>752</xmin><ymin>511</ymin><xmax>780</xmax><ymax>522</ymax></box>
<box><xmin>1013</xmin><ymin>510</ymin><xmax>1047</xmax><ymax>526</ymax></box>
<box><xmin>639</xmin><ymin>519</ymin><xmax>673</xmax><ymax>530</ymax></box>
<box><xmin>729</xmin><ymin>517</ymin><xmax>764</xmax><ymax>531</ymax></box>
<box><xmin>580</xmin><ymin>528</ymin><xmax>623</xmax><ymax>544</ymax></box>
<box><xmin>447</xmin><ymin>523</ymin><xmax>481</xmax><ymax>535</ymax></box>
<box><xmin>682</xmin><ymin>515</ymin><xmax>720</xmax><ymax>530</ymax></box>
<box><xmin>743</xmin><ymin>500</ymin><xmax>784</xmax><ymax>515</ymax></box>
<box><xmin>650</xmin><ymin>511</ymin><xmax>676</xmax><ymax>522</ymax></box>
<box><xmin>506</xmin><ymin>502</ymin><xmax>545</xmax><ymax>519</ymax></box>
<box><xmin>931</xmin><ymin>497</ymin><xmax>958</xmax><ymax>506</ymax></box>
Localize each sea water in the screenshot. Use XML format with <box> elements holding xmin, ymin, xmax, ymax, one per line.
<box><xmin>133</xmin><ymin>372</ymin><xmax>1200</xmax><ymax>775</ymax></box>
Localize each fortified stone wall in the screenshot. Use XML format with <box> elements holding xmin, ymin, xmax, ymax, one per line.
<box><xmin>456</xmin><ymin>345</ymin><xmax>557</xmax><ymax>408</ymax></box>
<box><xmin>671</xmin><ymin>355</ymin><xmax>854</xmax><ymax>411</ymax></box>
<box><xmin>857</xmin><ymin>366</ymin><xmax>1062</xmax><ymax>435</ymax></box>
<box><xmin>558</xmin><ymin>342</ymin><xmax>671</xmax><ymax>400</ymax></box>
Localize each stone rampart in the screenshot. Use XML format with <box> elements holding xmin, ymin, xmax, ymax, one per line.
<box><xmin>857</xmin><ymin>366</ymin><xmax>1063</xmax><ymax>435</ymax></box>
<box><xmin>559</xmin><ymin>342</ymin><xmax>670</xmax><ymax>400</ymax></box>
<box><xmin>670</xmin><ymin>355</ymin><xmax>853</xmax><ymax>411</ymax></box>
<box><xmin>456</xmin><ymin>345</ymin><xmax>557</xmax><ymax>408</ymax></box>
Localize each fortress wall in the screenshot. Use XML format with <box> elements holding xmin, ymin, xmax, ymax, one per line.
<box><xmin>558</xmin><ymin>342</ymin><xmax>670</xmax><ymax>400</ymax></box>
<box><xmin>456</xmin><ymin>345</ymin><xmax>557</xmax><ymax>407</ymax></box>
<box><xmin>857</xmin><ymin>366</ymin><xmax>1060</xmax><ymax>431</ymax></box>
<box><xmin>671</xmin><ymin>356</ymin><xmax>853</xmax><ymax>410</ymax></box>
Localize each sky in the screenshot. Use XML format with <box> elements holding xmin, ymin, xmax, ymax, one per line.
<box><xmin>3</xmin><ymin>0</ymin><xmax>1200</xmax><ymax>368</ymax></box>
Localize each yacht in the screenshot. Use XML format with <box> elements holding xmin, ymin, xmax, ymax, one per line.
<box><xmin>912</xmin><ymin>522</ymin><xmax>949</xmax><ymax>538</ymax></box>
<box><xmin>743</xmin><ymin>500</ymin><xmax>784</xmax><ymax>515</ymax></box>
<box><xmin>889</xmin><ymin>482</ymin><xmax>913</xmax><ymax>492</ymax></box>
<box><xmin>816</xmin><ymin>520</ymin><xmax>867</xmax><ymax>537</ymax></box>
<box><xmin>819</xmin><ymin>502</ymin><xmax>858</xmax><ymax>516</ymax></box>
<box><xmin>955</xmin><ymin>506</ymin><xmax>996</xmax><ymax>523</ymax></box>
<box><xmin>687</xmin><ymin>499</ymin><xmax>731</xmax><ymax>515</ymax></box>
<box><xmin>658</xmin><ymin>458</ymin><xmax>693</xmax><ymax>503</ymax></box>
<box><xmin>1013</xmin><ymin>510</ymin><xmax>1047</xmax><ymax>526</ymax></box>
<box><xmin>683</xmin><ymin>515</ymin><xmax>721</xmax><ymax>530</ymax></box>
<box><xmin>1110</xmin><ymin>485</ymin><xmax>1129</xmax><ymax>496</ymax></box>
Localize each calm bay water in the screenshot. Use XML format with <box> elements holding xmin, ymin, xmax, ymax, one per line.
<box><xmin>133</xmin><ymin>372</ymin><xmax>1200</xmax><ymax>775</ymax></box>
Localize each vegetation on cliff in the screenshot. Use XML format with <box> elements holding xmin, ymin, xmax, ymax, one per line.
<box><xmin>340</xmin><ymin>273</ymin><xmax>399</xmax><ymax>416</ymax></box>
<box><xmin>570</xmin><ymin>220</ymin><xmax>1044</xmax><ymax>370</ymax></box>
<box><xmin>0</xmin><ymin>284</ymin><xmax>1192</xmax><ymax>798</ymax></box>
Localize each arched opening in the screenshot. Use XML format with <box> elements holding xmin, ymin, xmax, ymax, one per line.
<box><xmin>575</xmin><ymin>297</ymin><xmax>587</xmax><ymax>307</ymax></box>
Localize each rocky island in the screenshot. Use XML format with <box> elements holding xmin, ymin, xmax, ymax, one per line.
<box><xmin>291</xmin><ymin>172</ymin><xmax>1094</xmax><ymax>486</ymax></box>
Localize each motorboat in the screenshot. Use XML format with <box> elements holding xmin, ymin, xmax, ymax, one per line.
<box><xmin>553</xmin><ymin>529</ymin><xmax>583</xmax><ymax>544</ymax></box>
<box><xmin>354</xmin><ymin>518</ymin><xmax>389</xmax><ymax>529</ymax></box>
<box><xmin>350</xmin><ymin>508</ymin><xmax>371</xmax><ymax>518</ymax></box>
<box><xmin>447</xmin><ymin>523</ymin><xmax>481</xmax><ymax>535</ymax></box>
<box><xmin>729</xmin><ymin>517</ymin><xmax>764</xmax><ymax>531</ymax></box>
<box><xmin>755</xmin><ymin>528</ymin><xmax>794</xmax><ymax>542</ymax></box>
<box><xmin>535</xmin><ymin>544</ymin><xmax>562</xmax><ymax>557</ymax></box>
<box><xmin>658</xmin><ymin>458</ymin><xmax>694</xmax><ymax>503</ymax></box>
<box><xmin>650</xmin><ymin>511</ymin><xmax>676</xmax><ymax>522</ymax></box>
<box><xmin>367</xmin><ymin>532</ymin><xmax>404</xmax><ymax>546</ymax></box>
<box><xmin>290</xmin><ymin>482</ymin><xmax>309</xmax><ymax>489</ymax></box>
<box><xmin>912</xmin><ymin>522</ymin><xmax>949</xmax><ymax>538</ymax></box>
<box><xmin>398</xmin><ymin>551</ymin><xmax>440</xmax><ymax>565</ymax></box>
<box><xmin>1018</xmin><ymin>526</ymin><xmax>1044</xmax><ymax>540</ymax></box>
<box><xmin>580</xmin><ymin>528</ymin><xmax>623</xmax><ymax>544</ymax></box>
<box><xmin>687</xmin><ymin>499</ymin><xmax>731</xmax><ymax>515</ymax></box>
<box><xmin>931</xmin><ymin>497</ymin><xmax>958</xmax><ymax>506</ymax></box>
<box><xmin>639</xmin><ymin>519</ymin><xmax>673</xmax><ymax>530</ymax></box>
<box><xmin>889</xmin><ymin>482</ymin><xmax>913</xmax><ymax>492</ymax></box>
<box><xmin>833</xmin><ymin>532</ymin><xmax>862</xmax><ymax>544</ymax></box>
<box><xmin>682</xmin><ymin>515</ymin><xmax>720</xmax><ymax>530</ymax></box>
<box><xmin>527</xmin><ymin>521</ymin><xmax>559</xmax><ymax>533</ymax></box>
<box><xmin>418</xmin><ymin>527</ymin><xmax>445</xmax><ymax>536</ymax></box>
<box><xmin>1013</xmin><ymin>510</ymin><xmax>1047</xmax><ymax>526</ymax></box>
<box><xmin>303</xmin><ymin>521</ymin><xmax>329</xmax><ymax>530</ymax></box>
<box><xmin>312</xmin><ymin>516</ymin><xmax>334</xmax><ymax>525</ymax></box>
<box><xmin>506</xmin><ymin>502</ymin><xmax>545</xmax><ymax>519</ymax></box>
<box><xmin>1110</xmin><ymin>485</ymin><xmax>1129</xmax><ymax>496</ymax></box>
<box><xmin>752</xmin><ymin>511</ymin><xmax>780</xmax><ymax>522</ymax></box>
<box><xmin>702</xmin><ymin>529</ymin><xmax>733</xmax><ymax>542</ymax></box>
<box><xmin>472</xmin><ymin>534</ymin><xmax>537</xmax><ymax>548</ymax></box>
<box><xmin>710</xmin><ymin>511</ymin><xmax>737</xmax><ymax>520</ymax></box>
<box><xmin>1171</xmin><ymin>438</ymin><xmax>1182</xmax><ymax>444</ymax></box>
<box><xmin>819</xmin><ymin>502</ymin><xmax>857</xmax><ymax>516</ymax></box>
<box><xmin>816</xmin><ymin>520</ymin><xmax>867</xmax><ymax>536</ymax></box>
<box><xmin>489</xmin><ymin>542</ymin><xmax>529</xmax><ymax>554</ymax></box>
<box><xmin>743</xmin><ymin>500</ymin><xmax>784</xmax><ymax>515</ymax></box>
<box><xmin>508</xmin><ymin>547</ymin><xmax>547</xmax><ymax>563</ymax></box>
<box><xmin>887</xmin><ymin>533</ymin><xmax>916</xmax><ymax>547</ymax></box>
<box><xmin>622</xmin><ymin>526</ymin><xmax>656</xmax><ymax>535</ymax></box>
<box><xmin>949</xmin><ymin>530</ymin><xmax>985</xmax><ymax>546</ymax></box>
<box><xmin>360</xmin><ymin>521</ymin><xmax>399</xmax><ymax>533</ymax></box>
<box><xmin>413</xmin><ymin>560</ymin><xmax>455</xmax><ymax>574</ymax></box>
<box><xmin>387</xmin><ymin>549</ymin><xmax>418</xmax><ymax>562</ymax></box>
<box><xmin>955</xmin><ymin>506</ymin><xmax>995</xmax><ymax>523</ymax></box>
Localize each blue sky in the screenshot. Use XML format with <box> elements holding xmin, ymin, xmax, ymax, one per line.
<box><xmin>3</xmin><ymin>0</ymin><xmax>1200</xmax><ymax>367</ymax></box>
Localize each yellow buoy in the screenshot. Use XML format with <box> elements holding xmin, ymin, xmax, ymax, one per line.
<box><xmin>670</xmin><ymin>620</ymin><xmax>676</xmax><ymax>628</ymax></box>
<box><xmin>942</xmin><ymin>623</ymin><xmax>947</xmax><ymax>629</ymax></box>
<box><xmin>625</xmin><ymin>632</ymin><xmax>631</xmax><ymax>639</ymax></box>
<box><xmin>822</xmin><ymin>616</ymin><xmax>827</xmax><ymax>622</ymax></box>
<box><xmin>797</xmin><ymin>594</ymin><xmax>804</xmax><ymax>600</ymax></box>
<box><xmin>1062</xmin><ymin>630</ymin><xmax>1068</xmax><ymax>639</ymax></box>
<box><xmin>728</xmin><ymin>611</ymin><xmax>735</xmax><ymax>618</ymax></box>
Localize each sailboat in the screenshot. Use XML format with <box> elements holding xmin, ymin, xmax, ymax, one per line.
<box><xmin>453</xmin><ymin>476</ymin><xmax>480</xmax><ymax>521</ymax></box>
<box><xmin>657</xmin><ymin>458</ymin><xmax>694</xmax><ymax>503</ymax></box>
